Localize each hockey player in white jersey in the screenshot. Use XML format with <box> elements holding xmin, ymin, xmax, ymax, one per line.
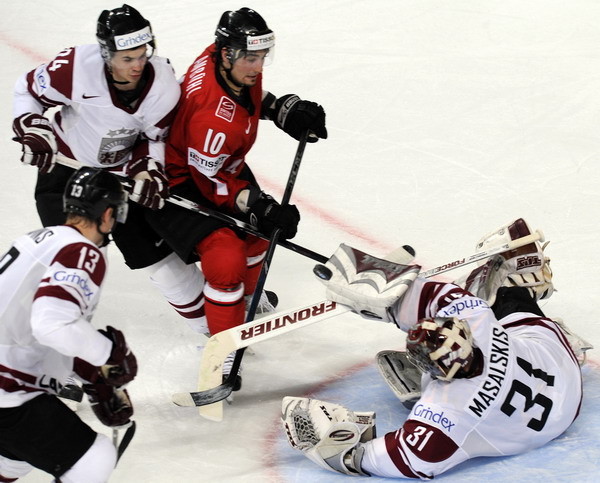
<box><xmin>282</xmin><ymin>219</ymin><xmax>585</xmax><ymax>479</ymax></box>
<box><xmin>12</xmin><ymin>4</ymin><xmax>209</xmax><ymax>337</ymax></box>
<box><xmin>0</xmin><ymin>168</ymin><xmax>136</xmax><ymax>482</ymax></box>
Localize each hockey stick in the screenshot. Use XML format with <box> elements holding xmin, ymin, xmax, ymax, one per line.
<box><xmin>194</xmin><ymin>131</ymin><xmax>310</xmax><ymax>421</ymax></box>
<box><xmin>55</xmin><ymin>155</ymin><xmax>328</xmax><ymax>264</ymax></box>
<box><xmin>172</xmin><ymin>230</ymin><xmax>544</xmax><ymax>415</ymax></box>
<box><xmin>112</xmin><ymin>420</ymin><xmax>136</xmax><ymax>464</ymax></box>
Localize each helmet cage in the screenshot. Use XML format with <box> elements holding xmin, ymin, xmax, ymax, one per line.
<box><xmin>406</xmin><ymin>317</ymin><xmax>475</xmax><ymax>382</ymax></box>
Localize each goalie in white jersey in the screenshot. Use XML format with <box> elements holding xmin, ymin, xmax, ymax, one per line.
<box><xmin>12</xmin><ymin>4</ymin><xmax>209</xmax><ymax>337</ymax></box>
<box><xmin>283</xmin><ymin>219</ymin><xmax>586</xmax><ymax>479</ymax></box>
<box><xmin>0</xmin><ymin>168</ymin><xmax>137</xmax><ymax>482</ymax></box>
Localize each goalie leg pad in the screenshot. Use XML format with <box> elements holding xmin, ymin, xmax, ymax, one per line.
<box><xmin>376</xmin><ymin>350</ymin><xmax>422</xmax><ymax>409</ymax></box>
<box><xmin>316</xmin><ymin>244</ymin><xmax>421</xmax><ymax>323</ymax></box>
<box><xmin>281</xmin><ymin>397</ymin><xmax>374</xmax><ymax>476</ymax></box>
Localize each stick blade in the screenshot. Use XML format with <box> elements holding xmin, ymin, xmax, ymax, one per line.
<box><xmin>171</xmin><ymin>392</ymin><xmax>196</xmax><ymax>407</ymax></box>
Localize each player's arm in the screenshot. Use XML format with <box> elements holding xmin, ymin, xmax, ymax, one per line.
<box><xmin>30</xmin><ymin>242</ymin><xmax>135</xmax><ymax>387</ymax></box>
<box><xmin>12</xmin><ymin>48</ymin><xmax>75</xmax><ymax>173</ymax></box>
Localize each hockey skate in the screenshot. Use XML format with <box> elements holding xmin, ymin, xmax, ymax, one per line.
<box><xmin>222</xmin><ymin>351</ymin><xmax>242</xmax><ymax>404</ymax></box>
<box><xmin>463</xmin><ymin>218</ymin><xmax>553</xmax><ymax>305</ymax></box>
<box><xmin>245</xmin><ymin>289</ymin><xmax>278</xmax><ymax>317</ymax></box>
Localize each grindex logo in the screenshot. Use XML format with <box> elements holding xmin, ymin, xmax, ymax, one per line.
<box><xmin>239</xmin><ymin>302</ymin><xmax>337</xmax><ymax>340</ymax></box>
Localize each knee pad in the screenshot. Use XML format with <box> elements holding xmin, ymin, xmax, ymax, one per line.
<box><xmin>197</xmin><ymin>229</ymin><xmax>247</xmax><ymax>289</ymax></box>
<box><xmin>59</xmin><ymin>433</ymin><xmax>116</xmax><ymax>483</ymax></box>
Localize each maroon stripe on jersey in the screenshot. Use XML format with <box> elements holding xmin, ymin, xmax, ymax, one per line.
<box><xmin>383</xmin><ymin>431</ymin><xmax>423</xmax><ymax>479</ymax></box>
<box><xmin>0</xmin><ymin>364</ymin><xmax>37</xmax><ymax>384</ymax></box>
<box><xmin>55</xmin><ymin>130</ymin><xmax>77</xmax><ymax>161</ymax></box>
<box><xmin>38</xmin><ymin>94</ymin><xmax>63</xmax><ymax>108</ymax></box>
<box><xmin>52</xmin><ymin>242</ymin><xmax>106</xmax><ymax>285</ymax></box>
<box><xmin>502</xmin><ymin>317</ymin><xmax>579</xmax><ymax>366</ymax></box>
<box><xmin>0</xmin><ymin>375</ymin><xmax>43</xmax><ymax>394</ymax></box>
<box><xmin>155</xmin><ymin>103</ymin><xmax>179</xmax><ymax>130</ymax></box>
<box><xmin>401</xmin><ymin>419</ymin><xmax>459</xmax><ymax>463</ymax></box>
<box><xmin>417</xmin><ymin>282</ymin><xmax>446</xmax><ymax>319</ymax></box>
<box><xmin>170</xmin><ymin>293</ymin><xmax>204</xmax><ymax>310</ymax></box>
<box><xmin>34</xmin><ymin>285</ymin><xmax>80</xmax><ymax>306</ymax></box>
<box><xmin>47</xmin><ymin>47</ymin><xmax>75</xmax><ymax>100</ymax></box>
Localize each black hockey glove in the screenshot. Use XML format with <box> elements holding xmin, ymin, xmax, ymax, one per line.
<box><xmin>125</xmin><ymin>156</ymin><xmax>169</xmax><ymax>210</ymax></box>
<box><xmin>12</xmin><ymin>113</ymin><xmax>57</xmax><ymax>174</ymax></box>
<box><xmin>273</xmin><ymin>94</ymin><xmax>327</xmax><ymax>143</ymax></box>
<box><xmin>83</xmin><ymin>383</ymin><xmax>133</xmax><ymax>427</ymax></box>
<box><xmin>73</xmin><ymin>326</ymin><xmax>138</xmax><ymax>386</ymax></box>
<box><xmin>248</xmin><ymin>192</ymin><xmax>300</xmax><ymax>240</ymax></box>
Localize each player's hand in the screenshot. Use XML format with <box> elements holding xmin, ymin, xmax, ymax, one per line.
<box><xmin>99</xmin><ymin>326</ymin><xmax>138</xmax><ymax>387</ymax></box>
<box><xmin>126</xmin><ymin>156</ymin><xmax>169</xmax><ymax>209</ymax></box>
<box><xmin>83</xmin><ymin>383</ymin><xmax>133</xmax><ymax>427</ymax></box>
<box><xmin>248</xmin><ymin>192</ymin><xmax>300</xmax><ymax>239</ymax></box>
<box><xmin>274</xmin><ymin>94</ymin><xmax>327</xmax><ymax>143</ymax></box>
<box><xmin>12</xmin><ymin>113</ymin><xmax>57</xmax><ymax>174</ymax></box>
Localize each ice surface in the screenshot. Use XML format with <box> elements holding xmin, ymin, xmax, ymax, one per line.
<box><xmin>1</xmin><ymin>1</ymin><xmax>598</xmax><ymax>481</ymax></box>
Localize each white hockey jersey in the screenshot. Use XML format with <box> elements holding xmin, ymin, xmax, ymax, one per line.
<box><xmin>13</xmin><ymin>44</ymin><xmax>180</xmax><ymax>172</ymax></box>
<box><xmin>0</xmin><ymin>226</ymin><xmax>112</xmax><ymax>407</ymax></box>
<box><xmin>361</xmin><ymin>278</ymin><xmax>582</xmax><ymax>479</ymax></box>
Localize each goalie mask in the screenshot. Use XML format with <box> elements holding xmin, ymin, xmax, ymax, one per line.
<box><xmin>406</xmin><ymin>317</ymin><xmax>476</xmax><ymax>382</ymax></box>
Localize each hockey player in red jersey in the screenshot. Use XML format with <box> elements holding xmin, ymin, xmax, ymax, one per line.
<box><xmin>146</xmin><ymin>8</ymin><xmax>327</xmax><ymax>386</ymax></box>
<box><xmin>0</xmin><ymin>168</ymin><xmax>136</xmax><ymax>482</ymax></box>
<box><xmin>283</xmin><ymin>219</ymin><xmax>588</xmax><ymax>479</ymax></box>
<box><xmin>12</xmin><ymin>5</ymin><xmax>208</xmax><ymax>337</ymax></box>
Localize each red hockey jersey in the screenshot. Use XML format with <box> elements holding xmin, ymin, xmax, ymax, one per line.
<box><xmin>165</xmin><ymin>44</ymin><xmax>263</xmax><ymax>212</ymax></box>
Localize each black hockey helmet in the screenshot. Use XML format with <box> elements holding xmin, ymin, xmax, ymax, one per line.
<box><xmin>63</xmin><ymin>168</ymin><xmax>128</xmax><ymax>224</ymax></box>
<box><xmin>97</xmin><ymin>4</ymin><xmax>155</xmax><ymax>55</ymax></box>
<box><xmin>215</xmin><ymin>7</ymin><xmax>275</xmax><ymax>56</ymax></box>
<box><xmin>405</xmin><ymin>316</ymin><xmax>477</xmax><ymax>381</ymax></box>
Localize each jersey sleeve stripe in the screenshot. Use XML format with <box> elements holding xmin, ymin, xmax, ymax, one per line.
<box><xmin>34</xmin><ymin>285</ymin><xmax>80</xmax><ymax>307</ymax></box>
<box><xmin>0</xmin><ymin>364</ymin><xmax>38</xmax><ymax>384</ymax></box>
<box><xmin>384</xmin><ymin>431</ymin><xmax>424</xmax><ymax>479</ymax></box>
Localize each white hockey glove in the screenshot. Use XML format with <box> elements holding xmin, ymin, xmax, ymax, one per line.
<box><xmin>376</xmin><ymin>350</ymin><xmax>422</xmax><ymax>409</ymax></box>
<box><xmin>282</xmin><ymin>397</ymin><xmax>375</xmax><ymax>476</ymax></box>
<box><xmin>12</xmin><ymin>113</ymin><xmax>57</xmax><ymax>174</ymax></box>
<box><xmin>125</xmin><ymin>156</ymin><xmax>169</xmax><ymax>210</ymax></box>
<box><xmin>314</xmin><ymin>244</ymin><xmax>421</xmax><ymax>322</ymax></box>
<box><xmin>463</xmin><ymin>218</ymin><xmax>553</xmax><ymax>305</ymax></box>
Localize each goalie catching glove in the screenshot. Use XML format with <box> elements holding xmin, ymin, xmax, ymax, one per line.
<box><xmin>125</xmin><ymin>156</ymin><xmax>169</xmax><ymax>210</ymax></box>
<box><xmin>12</xmin><ymin>113</ymin><xmax>58</xmax><ymax>174</ymax></box>
<box><xmin>282</xmin><ymin>397</ymin><xmax>375</xmax><ymax>476</ymax></box>
<box><xmin>315</xmin><ymin>244</ymin><xmax>420</xmax><ymax>323</ymax></box>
